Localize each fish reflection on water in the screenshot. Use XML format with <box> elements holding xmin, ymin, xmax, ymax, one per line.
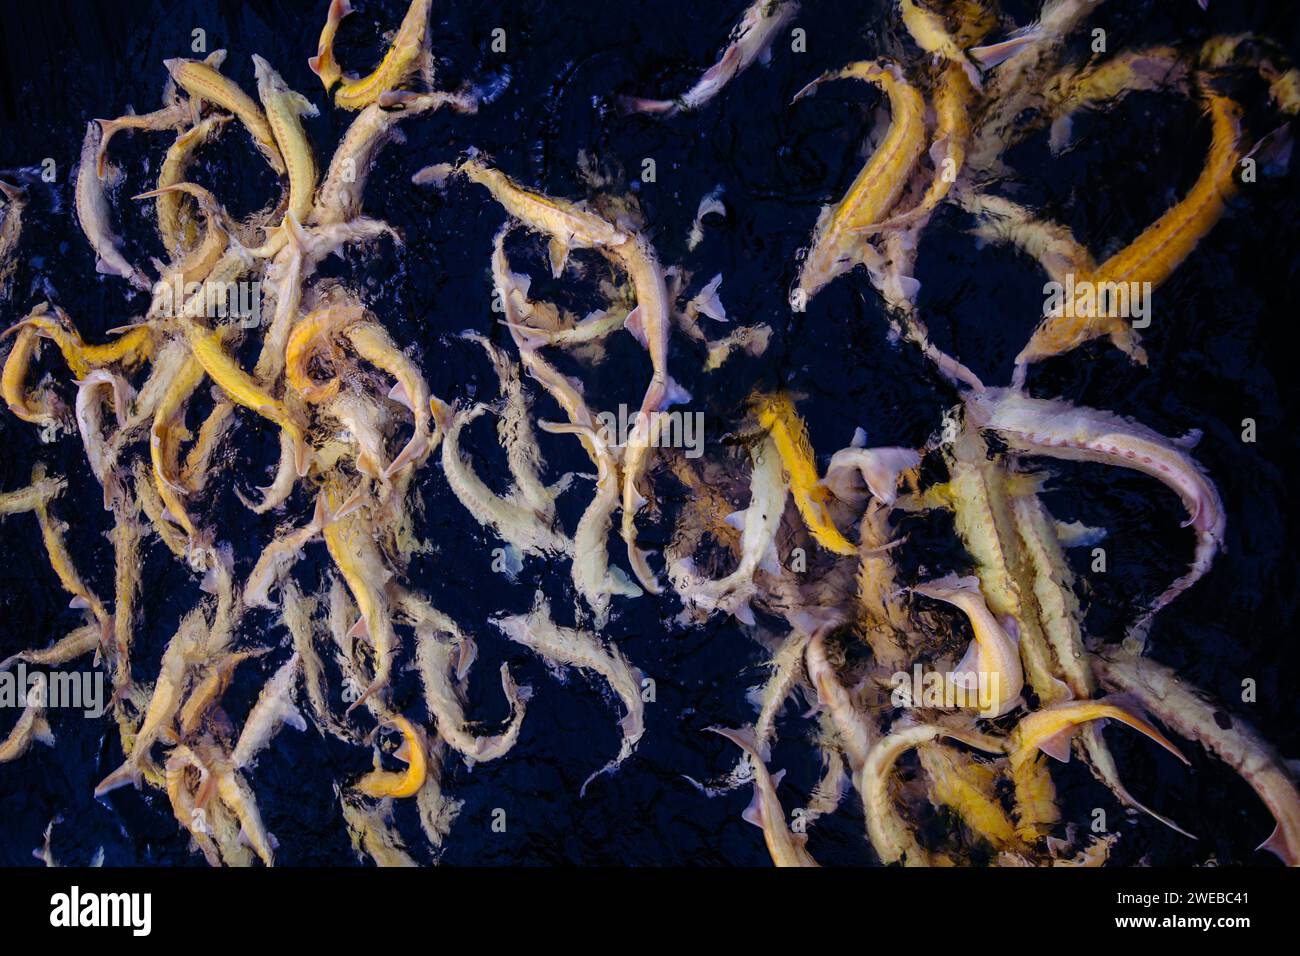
<box><xmin>0</xmin><ymin>0</ymin><xmax>1298</xmax><ymax>868</ymax></box>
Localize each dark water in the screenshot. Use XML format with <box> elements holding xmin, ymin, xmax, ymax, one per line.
<box><xmin>1</xmin><ymin>0</ymin><xmax>1297</xmax><ymax>866</ymax></box>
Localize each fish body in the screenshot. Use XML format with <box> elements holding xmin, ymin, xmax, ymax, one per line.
<box><xmin>345</xmin><ymin>321</ymin><xmax>432</xmax><ymax>479</ymax></box>
<box><xmin>794</xmin><ymin>61</ymin><xmax>928</xmax><ymax>303</ymax></box>
<box><xmin>913</xmin><ymin>573</ymin><xmax>1024</xmax><ymax>717</ymax></box>
<box><xmin>156</xmin><ymin>115</ymin><xmax>232</xmax><ymax>256</ymax></box>
<box><xmin>183</xmin><ymin>322</ymin><xmax>312</xmax><ymax>478</ymax></box>
<box><xmin>250</xmin><ymin>55</ymin><xmax>320</xmax><ymax>257</ymax></box>
<box><xmin>439</xmin><ymin>402</ymin><xmax>573</xmax><ymax>558</ymax></box>
<box><xmin>74</xmin><ymin>122</ymin><xmax>151</xmax><ymax>291</ymax></box>
<box><xmin>1018</xmin><ymin>94</ymin><xmax>1244</xmax><ymax>368</ymax></box>
<box><xmin>709</xmin><ymin>725</ymin><xmax>819</xmax><ymax>867</ymax></box>
<box><xmin>232</xmin><ymin>653</ymin><xmax>306</xmax><ymax>768</ymax></box>
<box><xmin>1095</xmin><ymin>648</ymin><xmax>1300</xmax><ymax>867</ymax></box>
<box><xmin>538</xmin><ymin>421</ymin><xmax>640</xmax><ymax>626</ymax></box>
<box><xmin>967</xmin><ymin>388</ymin><xmax>1225</xmax><ymax>647</ymax></box>
<box><xmin>312</xmin><ymin>0</ymin><xmax>433</xmax><ymax>110</ymax></box>
<box><xmin>75</xmin><ymin>369</ymin><xmax>134</xmax><ymax>509</ymax></box>
<box><xmin>754</xmin><ymin>392</ymin><xmax>856</xmax><ymax>555</ymax></box>
<box><xmin>356</xmin><ymin>715</ymin><xmax>428</xmax><ymax>798</ymax></box>
<box><xmin>492</xmin><ymin>592</ymin><xmax>643</xmax><ymax>791</ymax></box>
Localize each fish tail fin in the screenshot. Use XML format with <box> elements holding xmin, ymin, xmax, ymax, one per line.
<box><xmin>1093</xmin><ymin>695</ymin><xmax>1191</xmax><ymax>766</ymax></box>
<box><xmin>969</xmin><ymin>28</ymin><xmax>1044</xmax><ymax>69</ymax></box>
<box><xmin>94</xmin><ymin>759</ymin><xmax>143</xmax><ymax>797</ymax></box>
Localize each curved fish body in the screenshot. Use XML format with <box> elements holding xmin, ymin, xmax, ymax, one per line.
<box><xmin>94</xmin><ymin>102</ymin><xmax>191</xmax><ymax>179</ymax></box>
<box><xmin>465</xmin><ymin>333</ymin><xmax>558</xmax><ymax>518</ymax></box>
<box><xmin>913</xmin><ymin>574</ymin><xmax>1024</xmax><ymax>717</ymax></box>
<box><xmin>232</xmin><ymin>653</ymin><xmax>306</xmax><ymax>768</ymax></box>
<box><xmin>491</xmin><ymin>228</ymin><xmax>605</xmax><ymax>460</ymax></box>
<box><xmin>245</xmin><ymin>498</ymin><xmax>328</xmax><ymax>609</ymax></box>
<box><xmin>492</xmin><ymin>592</ymin><xmax>644</xmax><ymax>792</ymax></box>
<box><xmin>135</xmin><ymin>182</ymin><xmax>231</xmax><ymax>290</ymax></box>
<box><xmin>250</xmin><ymin>56</ymin><xmax>320</xmax><ymax>258</ymax></box>
<box><xmin>1012</xmin><ymin>698</ymin><xmax>1188</xmax><ymax>767</ymax></box>
<box><xmin>311</xmin><ymin>0</ymin><xmax>433</xmax><ymax>110</ymax></box>
<box><xmin>862</xmin><ymin>723</ymin><xmax>1005</xmax><ymax>865</ymax></box>
<box><xmin>156</xmin><ymin>115</ymin><xmax>232</xmax><ymax>256</ymax></box>
<box><xmin>709</xmin><ymin>725</ymin><xmax>819</xmax><ymax>867</ymax></box>
<box><xmin>794</xmin><ymin>61</ymin><xmax>928</xmax><ymax>303</ymax></box>
<box><xmin>345</xmin><ymin>321</ymin><xmax>432</xmax><ymax>479</ymax></box>
<box><xmin>322</xmin><ymin>479</ymin><xmax>398</xmax><ymax>711</ymax></box>
<box><xmin>805</xmin><ymin>631</ymin><xmax>874</xmax><ymax>775</ymax></box>
<box><xmin>150</xmin><ymin>347</ymin><xmax>209</xmax><ymax>546</ymax></box>
<box><xmin>164</xmin><ymin>53</ymin><xmax>285</xmax><ymax>174</ymax></box>
<box><xmin>0</xmin><ymin>698</ymin><xmax>54</xmax><ymax>763</ymax></box>
<box><xmin>313</xmin><ymin>90</ymin><xmax>476</xmax><ymax>225</ymax></box>
<box><xmin>11</xmin><ymin>305</ymin><xmax>154</xmax><ymax>379</ymax></box>
<box><xmin>615</xmin><ymin>233</ymin><xmax>687</xmax><ymax>595</ymax></box>
<box><xmin>754</xmin><ymin>392</ymin><xmax>856</xmax><ymax>555</ymax></box>
<box><xmin>75</xmin><ymin>369</ymin><xmax>134</xmax><ymax>510</ymax></box>
<box><xmin>416</xmin><ymin>628</ymin><xmax>530</xmax><ymax>764</ymax></box>
<box><xmin>286</xmin><ymin>303</ymin><xmax>362</xmax><ymax>403</ymax></box>
<box><xmin>74</xmin><ymin>122</ymin><xmax>151</xmax><ymax>291</ymax></box>
<box><xmin>95</xmin><ymin>609</ymin><xmax>207</xmax><ymax>795</ymax></box>
<box><xmin>3</xmin><ymin>319</ymin><xmax>67</xmax><ymax>427</ymax></box>
<box><xmin>871</xmin><ymin>61</ymin><xmax>977</xmax><ymax>231</ymax></box>
<box><xmin>34</xmin><ymin>497</ymin><xmax>113</xmax><ymax>646</ymax></box>
<box><xmin>967</xmin><ymin>388</ymin><xmax>1225</xmax><ymax>647</ymax></box>
<box><xmin>674</xmin><ymin>435</ymin><xmax>786</xmax><ymax>624</ymax></box>
<box><xmin>899</xmin><ymin>0</ymin><xmax>982</xmax><ymax>87</ymax></box>
<box><xmin>356</xmin><ymin>715</ymin><xmax>428</xmax><ymax>798</ymax></box>
<box><xmin>1095</xmin><ymin>648</ymin><xmax>1300</xmax><ymax>867</ymax></box>
<box><xmin>538</xmin><ymin>421</ymin><xmax>641</xmax><ymax>626</ymax></box>
<box><xmin>183</xmin><ymin>322</ymin><xmax>312</xmax><ymax>478</ymax></box>
<box><xmin>439</xmin><ymin>402</ymin><xmax>572</xmax><ymax>558</ymax></box>
<box><xmin>1017</xmin><ymin>94</ymin><xmax>1244</xmax><ymax>368</ymax></box>
<box><xmin>340</xmin><ymin>791</ymin><xmax>417</xmax><ymax>866</ymax></box>
<box><xmin>440</xmin><ymin>159</ymin><xmax>628</xmax><ymax>257</ymax></box>
<box><xmin>622</xmin><ymin>0</ymin><xmax>799</xmax><ymax>116</ymax></box>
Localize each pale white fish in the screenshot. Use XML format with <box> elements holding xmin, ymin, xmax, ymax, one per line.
<box><xmin>804</xmin><ymin>629</ymin><xmax>874</xmax><ymax>775</ymax></box>
<box><xmin>74</xmin><ymin>122</ymin><xmax>151</xmax><ymax>291</ymax></box>
<box><xmin>754</xmin><ymin>629</ymin><xmax>811</xmax><ymax>754</ymax></box>
<box><xmin>491</xmin><ymin>591</ymin><xmax>645</xmax><ymax>794</ymax></box>
<box><xmin>687</xmin><ymin>186</ymin><xmax>725</xmax><ymax>251</ymax></box>
<box><xmin>912</xmin><ymin>573</ymin><xmax>1025</xmax><ymax>717</ymax></box>
<box><xmin>708</xmin><ymin>725</ymin><xmax>819</xmax><ymax>867</ymax></box>
<box><xmin>621</xmin><ymin>0</ymin><xmax>800</xmax><ymax>116</ymax></box>
<box><xmin>231</xmin><ymin>653</ymin><xmax>307</xmax><ymax>768</ymax></box>
<box><xmin>464</xmin><ymin>332</ymin><xmax>570</xmax><ymax>517</ymax></box>
<box><xmin>537</xmin><ymin>420</ymin><xmax>641</xmax><ymax>628</ymax></box>
<box><xmin>671</xmin><ymin>435</ymin><xmax>787</xmax><ymax>626</ymax></box>
<box><xmin>415</xmin><ymin>626</ymin><xmax>531</xmax><ymax>764</ymax></box>
<box><xmin>236</xmin><ymin>430</ymin><xmax>301</xmax><ymax>515</ymax></box>
<box><xmin>326</xmin><ymin>390</ymin><xmax>393</xmax><ymax>482</ymax></box>
<box><xmin>312</xmin><ymin>89</ymin><xmax>478</xmax><ymax>226</ymax></box>
<box><xmin>245</xmin><ymin>495</ymin><xmax>329</xmax><ymax>609</ymax></box>
<box><xmin>75</xmin><ymin>369</ymin><xmax>135</xmax><ymax>510</ymax></box>
<box><xmin>438</xmin><ymin>401</ymin><xmax>573</xmax><ymax>559</ymax></box>
<box><xmin>965</xmin><ymin>387</ymin><xmax>1224</xmax><ymax>648</ymax></box>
